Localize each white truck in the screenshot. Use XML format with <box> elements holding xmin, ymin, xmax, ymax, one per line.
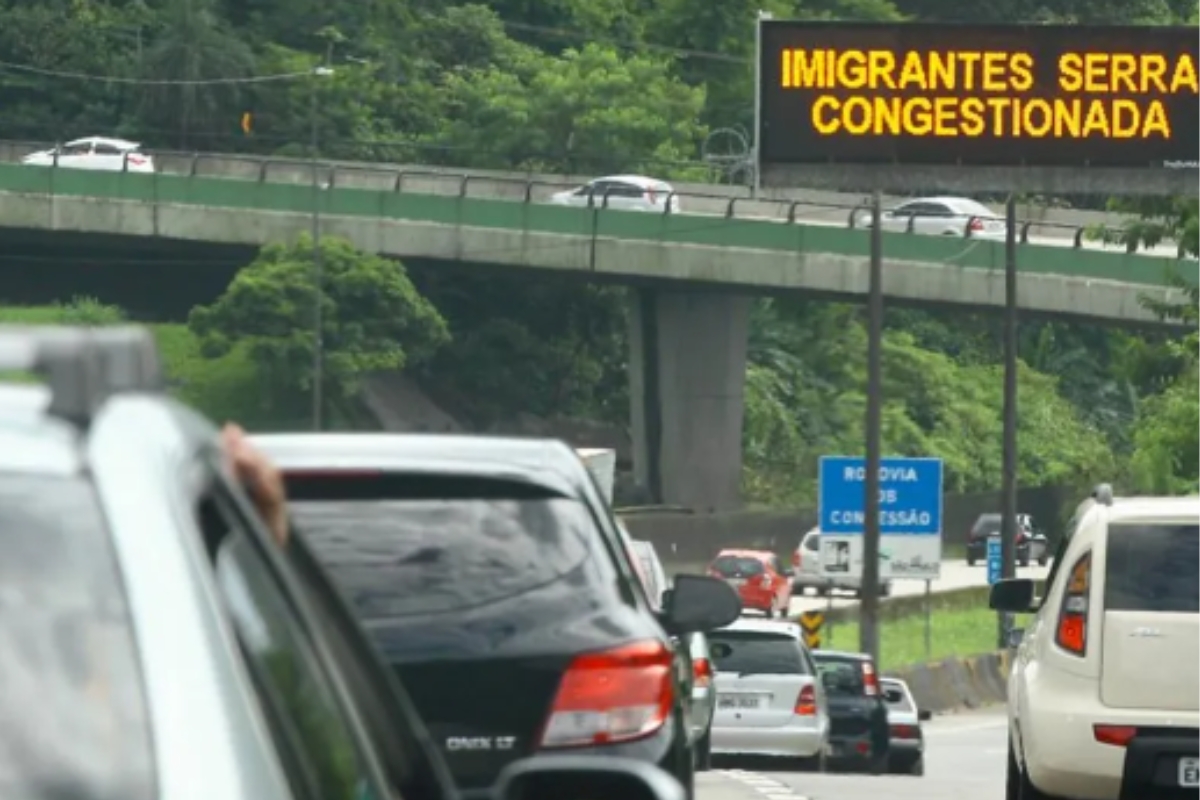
<box><xmin>576</xmin><ymin>447</ymin><xmax>616</xmax><ymax>506</ymax></box>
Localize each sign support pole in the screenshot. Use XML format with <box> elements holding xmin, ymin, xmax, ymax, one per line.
<box><xmin>861</xmin><ymin>188</ymin><xmax>883</xmax><ymax>665</ymax></box>
<box><xmin>998</xmin><ymin>195</ymin><xmax>1019</xmax><ymax>648</ymax></box>
<box><xmin>923</xmin><ymin>578</ymin><xmax>932</xmax><ymax>660</ymax></box>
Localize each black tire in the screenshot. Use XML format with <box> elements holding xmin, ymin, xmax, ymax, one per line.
<box><xmin>909</xmin><ymin>756</ymin><xmax>924</xmax><ymax>776</ymax></box>
<box><xmin>1019</xmin><ymin>553</ymin><xmax>1031</xmax><ymax>568</ymax></box>
<box><xmin>1011</xmin><ymin>737</ymin><xmax>1062</xmax><ymax>800</ymax></box>
<box><xmin>695</xmin><ymin>728</ymin><xmax>712</xmax><ymax>772</ymax></box>
<box><xmin>879</xmin><ymin>582</ymin><xmax>892</xmax><ymax>598</ymax></box>
<box><xmin>1037</xmin><ymin>553</ymin><xmax>1049</xmax><ymax>567</ymax></box>
<box><xmin>967</xmin><ymin>556</ymin><xmax>976</xmax><ymax>566</ymax></box>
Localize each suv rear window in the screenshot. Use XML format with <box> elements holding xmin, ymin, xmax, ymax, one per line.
<box><xmin>0</xmin><ymin>474</ymin><xmax>155</xmax><ymax>798</ymax></box>
<box><xmin>286</xmin><ymin>474</ymin><xmax>595</xmax><ymax>618</ymax></box>
<box><xmin>708</xmin><ymin>631</ymin><xmax>806</xmax><ymax>675</ymax></box>
<box><xmin>1104</xmin><ymin>523</ymin><xmax>1199</xmax><ymax>613</ymax></box>
<box><xmin>972</xmin><ymin>514</ymin><xmax>1002</xmax><ymax>536</ymax></box>
<box><xmin>814</xmin><ymin>655</ymin><xmax>866</xmax><ymax>696</ymax></box>
<box><xmin>711</xmin><ymin>555</ymin><xmax>764</xmax><ymax>578</ymax></box>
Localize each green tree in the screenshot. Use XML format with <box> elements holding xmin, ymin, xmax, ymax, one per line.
<box><xmin>137</xmin><ymin>0</ymin><xmax>255</xmax><ymax>145</ymax></box>
<box><xmin>188</xmin><ymin>236</ymin><xmax>450</xmax><ymax>422</ymax></box>
<box><xmin>427</xmin><ymin>41</ymin><xmax>708</xmax><ymax>175</ymax></box>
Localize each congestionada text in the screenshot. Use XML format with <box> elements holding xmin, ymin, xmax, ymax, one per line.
<box><xmin>777</xmin><ymin>49</ymin><xmax>1199</xmax><ymax>139</ymax></box>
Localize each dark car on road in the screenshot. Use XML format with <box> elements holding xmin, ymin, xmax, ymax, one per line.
<box><xmin>254</xmin><ymin>433</ymin><xmax>740</xmax><ymax>800</ymax></box>
<box><xmin>966</xmin><ymin>513</ymin><xmax>1049</xmax><ymax>567</ymax></box>
<box><xmin>812</xmin><ymin>650</ymin><xmax>890</xmax><ymax>774</ymax></box>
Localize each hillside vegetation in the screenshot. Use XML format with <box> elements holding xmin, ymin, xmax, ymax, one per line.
<box><xmin>0</xmin><ymin>0</ymin><xmax>1195</xmax><ymax>503</ymax></box>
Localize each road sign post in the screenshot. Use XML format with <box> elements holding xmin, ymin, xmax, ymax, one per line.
<box><xmin>799</xmin><ymin>611</ymin><xmax>824</xmax><ymax>649</ymax></box>
<box><xmin>818</xmin><ymin>456</ymin><xmax>945</xmax><ymax>582</ymax></box>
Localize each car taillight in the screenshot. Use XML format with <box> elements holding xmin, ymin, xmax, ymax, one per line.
<box><xmin>969</xmin><ymin>217</ymin><xmax>985</xmax><ymax>231</ymax></box>
<box><xmin>862</xmin><ymin>661</ymin><xmax>879</xmax><ymax>697</ymax></box>
<box><xmin>539</xmin><ymin>640</ymin><xmax>674</xmax><ymax>748</ymax></box>
<box><xmin>693</xmin><ymin>657</ymin><xmax>712</xmax><ymax>689</ymax></box>
<box><xmin>792</xmin><ymin>550</ymin><xmax>801</xmax><ymax>568</ymax></box>
<box><xmin>794</xmin><ymin>684</ymin><xmax>817</xmax><ymax>716</ymax></box>
<box><xmin>128</xmin><ymin>155</ymin><xmax>145</xmax><ymax>164</ymax></box>
<box><xmin>1055</xmin><ymin>552</ymin><xmax>1091</xmax><ymax>657</ymax></box>
<box><xmin>891</xmin><ymin>723</ymin><xmax>919</xmax><ymax>739</ymax></box>
<box><xmin>645</xmin><ymin>188</ymin><xmax>657</xmax><ymax>204</ymax></box>
<box><xmin>1094</xmin><ymin>725</ymin><xmax>1137</xmax><ymax>747</ymax></box>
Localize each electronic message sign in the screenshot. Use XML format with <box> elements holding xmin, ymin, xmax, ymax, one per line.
<box><xmin>757</xmin><ymin>22</ymin><xmax>1199</xmax><ymax>171</ymax></box>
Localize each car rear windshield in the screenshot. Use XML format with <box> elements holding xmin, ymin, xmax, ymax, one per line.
<box><xmin>881</xmin><ymin>682</ymin><xmax>914</xmax><ymax>712</ymax></box>
<box><xmin>1104</xmin><ymin>523</ymin><xmax>1199</xmax><ymax>614</ymax></box>
<box><xmin>814</xmin><ymin>656</ymin><xmax>866</xmax><ymax>696</ymax></box>
<box><xmin>285</xmin><ymin>475</ymin><xmax>595</xmax><ymax>620</ymax></box>
<box><xmin>707</xmin><ymin>631</ymin><xmax>806</xmax><ymax>675</ymax></box>
<box><xmin>711</xmin><ymin>555</ymin><xmax>764</xmax><ymax>578</ymax></box>
<box><xmin>972</xmin><ymin>514</ymin><xmax>1002</xmax><ymax>535</ymax></box>
<box><xmin>0</xmin><ymin>474</ymin><xmax>155</xmax><ymax>799</ymax></box>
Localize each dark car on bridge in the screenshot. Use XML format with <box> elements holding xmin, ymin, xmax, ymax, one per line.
<box><xmin>253</xmin><ymin>433</ymin><xmax>741</xmax><ymax>800</ymax></box>
<box><xmin>812</xmin><ymin>650</ymin><xmax>890</xmax><ymax>774</ymax></box>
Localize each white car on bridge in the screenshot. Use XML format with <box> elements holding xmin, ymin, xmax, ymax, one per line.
<box><xmin>857</xmin><ymin>196</ymin><xmax>1007</xmax><ymax>239</ymax></box>
<box><xmin>21</xmin><ymin>136</ymin><xmax>155</xmax><ymax>173</ymax></box>
<box><xmin>551</xmin><ymin>175</ymin><xmax>680</xmax><ymax>213</ymax></box>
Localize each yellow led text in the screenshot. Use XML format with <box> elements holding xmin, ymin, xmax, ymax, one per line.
<box><xmin>778</xmin><ymin>47</ymin><xmax>1196</xmax><ymax>141</ymax></box>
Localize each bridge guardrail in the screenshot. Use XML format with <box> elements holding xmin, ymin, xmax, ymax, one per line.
<box><xmin>0</xmin><ymin>139</ymin><xmax>1188</xmax><ymax>259</ymax></box>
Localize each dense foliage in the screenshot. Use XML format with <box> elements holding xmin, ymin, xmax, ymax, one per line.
<box><xmin>0</xmin><ymin>0</ymin><xmax>1195</xmax><ymax>503</ymax></box>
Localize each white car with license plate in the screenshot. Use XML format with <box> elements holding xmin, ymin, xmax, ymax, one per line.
<box><xmin>550</xmin><ymin>175</ymin><xmax>680</xmax><ymax>213</ymax></box>
<box><xmin>880</xmin><ymin>677</ymin><xmax>931</xmax><ymax>776</ymax></box>
<box><xmin>21</xmin><ymin>136</ymin><xmax>155</xmax><ymax>173</ymax></box>
<box><xmin>991</xmin><ymin>485</ymin><xmax>1199</xmax><ymax>800</ymax></box>
<box><xmin>708</xmin><ymin>618</ymin><xmax>829</xmax><ymax>771</ymax></box>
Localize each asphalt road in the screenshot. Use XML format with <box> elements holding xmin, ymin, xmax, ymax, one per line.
<box><xmin>712</xmin><ymin>706</ymin><xmax>1009</xmax><ymax>800</ymax></box>
<box><xmin>787</xmin><ymin>558</ymin><xmax>1052</xmax><ymax>615</ymax></box>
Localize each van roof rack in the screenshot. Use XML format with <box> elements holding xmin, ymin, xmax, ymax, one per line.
<box><xmin>0</xmin><ymin>325</ymin><xmax>164</xmax><ymax>426</ymax></box>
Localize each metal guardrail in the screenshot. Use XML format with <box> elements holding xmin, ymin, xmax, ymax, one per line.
<box><xmin>3</xmin><ymin>139</ymin><xmax>1188</xmax><ymax>259</ymax></box>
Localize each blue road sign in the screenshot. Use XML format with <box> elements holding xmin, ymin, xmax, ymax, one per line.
<box><xmin>818</xmin><ymin>456</ymin><xmax>943</xmax><ymax>536</ymax></box>
<box><xmin>987</xmin><ymin>536</ymin><xmax>1003</xmax><ymax>585</ymax></box>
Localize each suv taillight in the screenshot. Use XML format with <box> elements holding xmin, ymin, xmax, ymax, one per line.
<box><xmin>969</xmin><ymin>217</ymin><xmax>985</xmax><ymax>231</ymax></box>
<box><xmin>794</xmin><ymin>684</ymin><xmax>817</xmax><ymax>715</ymax></box>
<box><xmin>540</xmin><ymin>640</ymin><xmax>674</xmax><ymax>748</ymax></box>
<box><xmin>1056</xmin><ymin>552</ymin><xmax>1091</xmax><ymax>657</ymax></box>
<box><xmin>891</xmin><ymin>723</ymin><xmax>919</xmax><ymax>739</ymax></box>
<box><xmin>862</xmin><ymin>661</ymin><xmax>879</xmax><ymax>697</ymax></box>
<box><xmin>1094</xmin><ymin>725</ymin><xmax>1137</xmax><ymax>747</ymax></box>
<box><xmin>693</xmin><ymin>657</ymin><xmax>712</xmax><ymax>689</ymax></box>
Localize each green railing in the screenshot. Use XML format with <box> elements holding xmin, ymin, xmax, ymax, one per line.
<box><xmin>0</xmin><ymin>163</ymin><xmax>1193</xmax><ymax>289</ymax></box>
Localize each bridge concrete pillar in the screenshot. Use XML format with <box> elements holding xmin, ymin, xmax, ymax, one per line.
<box><xmin>628</xmin><ymin>288</ymin><xmax>751</xmax><ymax>512</ymax></box>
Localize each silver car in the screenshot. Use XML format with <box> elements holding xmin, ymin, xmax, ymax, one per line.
<box><xmin>708</xmin><ymin>618</ymin><xmax>830</xmax><ymax>771</ymax></box>
<box><xmin>629</xmin><ymin>538</ymin><xmax>717</xmax><ymax>770</ymax></box>
<box><xmin>791</xmin><ymin>528</ymin><xmax>892</xmax><ymax>597</ymax></box>
<box><xmin>880</xmin><ymin>677</ymin><xmax>931</xmax><ymax>776</ymax></box>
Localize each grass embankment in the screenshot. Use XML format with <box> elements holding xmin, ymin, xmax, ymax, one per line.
<box><xmin>821</xmin><ymin>605</ymin><xmax>1030</xmax><ymax>671</ymax></box>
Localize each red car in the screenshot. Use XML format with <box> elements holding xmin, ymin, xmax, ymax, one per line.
<box><xmin>707</xmin><ymin>548</ymin><xmax>792</xmax><ymax>617</ymax></box>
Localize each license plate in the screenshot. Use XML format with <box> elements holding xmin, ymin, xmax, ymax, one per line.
<box><xmin>718</xmin><ymin>695</ymin><xmax>763</xmax><ymax>710</ymax></box>
<box><xmin>1179</xmin><ymin>757</ymin><xmax>1199</xmax><ymax>787</ymax></box>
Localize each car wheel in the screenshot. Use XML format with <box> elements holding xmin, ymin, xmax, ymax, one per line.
<box><xmin>1019</xmin><ymin>552</ymin><xmax>1031</xmax><ymax>568</ymax></box>
<box><xmin>694</xmin><ymin>728</ymin><xmax>712</xmax><ymax>772</ymax></box>
<box><xmin>909</xmin><ymin>755</ymin><xmax>924</xmax><ymax>776</ymax></box>
<box><xmin>1037</xmin><ymin>552</ymin><xmax>1049</xmax><ymax>567</ymax></box>
<box><xmin>967</xmin><ymin>556</ymin><xmax>976</xmax><ymax>566</ymax></box>
<box><xmin>1012</xmin><ymin>738</ymin><xmax>1063</xmax><ymax>800</ymax></box>
<box><xmin>879</xmin><ymin>582</ymin><xmax>892</xmax><ymax>598</ymax></box>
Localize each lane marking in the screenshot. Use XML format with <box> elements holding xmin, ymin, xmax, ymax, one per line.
<box><xmin>716</xmin><ymin>769</ymin><xmax>813</xmax><ymax>800</ymax></box>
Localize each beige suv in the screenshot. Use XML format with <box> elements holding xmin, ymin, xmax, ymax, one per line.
<box><xmin>991</xmin><ymin>485</ymin><xmax>1199</xmax><ymax>800</ymax></box>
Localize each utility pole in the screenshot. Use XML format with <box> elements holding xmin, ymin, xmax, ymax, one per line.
<box><xmin>861</xmin><ymin>188</ymin><xmax>883</xmax><ymax>665</ymax></box>
<box><xmin>998</xmin><ymin>195</ymin><xmax>1019</xmax><ymax>647</ymax></box>
<box><xmin>310</xmin><ymin>64</ymin><xmax>333</xmax><ymax>431</ymax></box>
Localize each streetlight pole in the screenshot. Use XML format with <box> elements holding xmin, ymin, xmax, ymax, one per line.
<box><xmin>310</xmin><ymin>65</ymin><xmax>333</xmax><ymax>431</ymax></box>
<box><xmin>998</xmin><ymin>195</ymin><xmax>1019</xmax><ymax>647</ymax></box>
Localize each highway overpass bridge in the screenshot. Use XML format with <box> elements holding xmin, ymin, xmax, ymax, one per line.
<box><xmin>0</xmin><ymin>156</ymin><xmax>1193</xmax><ymax>513</ymax></box>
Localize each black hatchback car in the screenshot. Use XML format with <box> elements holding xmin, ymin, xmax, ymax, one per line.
<box><xmin>254</xmin><ymin>433</ymin><xmax>740</xmax><ymax>800</ymax></box>
<box><xmin>812</xmin><ymin>650</ymin><xmax>890</xmax><ymax>773</ymax></box>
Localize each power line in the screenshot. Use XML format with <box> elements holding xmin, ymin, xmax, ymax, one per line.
<box><xmin>0</xmin><ymin>60</ymin><xmax>317</xmax><ymax>85</ymax></box>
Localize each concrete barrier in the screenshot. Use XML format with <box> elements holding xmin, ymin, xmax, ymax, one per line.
<box><xmin>886</xmin><ymin>650</ymin><xmax>1012</xmax><ymax>714</ymax></box>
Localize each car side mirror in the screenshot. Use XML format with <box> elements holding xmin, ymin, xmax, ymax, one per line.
<box><xmin>918</xmin><ymin>709</ymin><xmax>932</xmax><ymax>722</ymax></box>
<box><xmin>1007</xmin><ymin>628</ymin><xmax>1026</xmax><ymax>649</ymax></box>
<box><xmin>660</xmin><ymin>574</ymin><xmax>741</xmax><ymax>635</ymax></box>
<box><xmin>989</xmin><ymin>578</ymin><xmax>1036</xmax><ymax>612</ymax></box>
<box><xmin>495</xmin><ymin>754</ymin><xmax>685</xmax><ymax>800</ymax></box>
